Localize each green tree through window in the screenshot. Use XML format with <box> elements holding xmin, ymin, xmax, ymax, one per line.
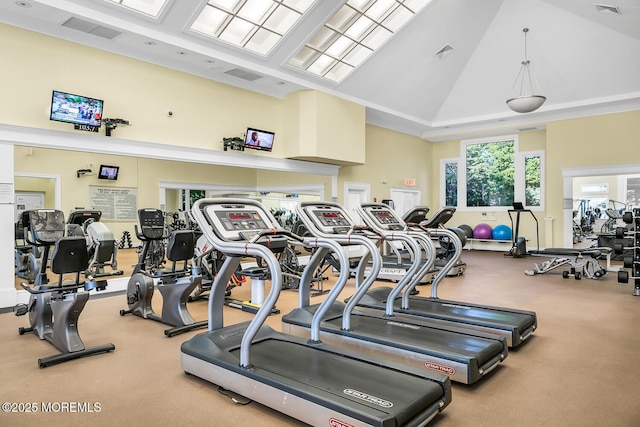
<box><xmin>466</xmin><ymin>140</ymin><xmax>514</xmax><ymax>207</ymax></box>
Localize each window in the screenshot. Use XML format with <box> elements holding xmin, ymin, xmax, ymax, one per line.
<box><xmin>440</xmin><ymin>135</ymin><xmax>544</xmax><ymax>210</ymax></box>
<box><xmin>523</xmin><ymin>151</ymin><xmax>543</xmax><ymax>208</ymax></box>
<box><xmin>440</xmin><ymin>158</ymin><xmax>458</xmax><ymax>206</ymax></box>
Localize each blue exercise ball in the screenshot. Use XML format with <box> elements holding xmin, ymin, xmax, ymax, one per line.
<box><xmin>492</xmin><ymin>224</ymin><xmax>512</xmax><ymax>240</ymax></box>
<box><xmin>473</xmin><ymin>223</ymin><xmax>493</xmax><ymax>239</ymax></box>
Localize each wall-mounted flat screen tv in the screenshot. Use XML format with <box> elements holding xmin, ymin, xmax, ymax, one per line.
<box><xmin>50</xmin><ymin>90</ymin><xmax>104</xmax><ymax>127</ymax></box>
<box><xmin>244</xmin><ymin>127</ymin><xmax>275</xmax><ymax>152</ymax></box>
<box><xmin>98</xmin><ymin>165</ymin><xmax>119</xmax><ymax>180</ymax></box>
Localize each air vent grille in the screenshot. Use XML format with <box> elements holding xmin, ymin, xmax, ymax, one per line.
<box><xmin>435</xmin><ymin>44</ymin><xmax>454</xmax><ymax>59</ymax></box>
<box><xmin>61</xmin><ymin>17</ymin><xmax>121</xmax><ymax>40</ymax></box>
<box><xmin>595</xmin><ymin>4</ymin><xmax>621</xmax><ymax>15</ymax></box>
<box><xmin>224</xmin><ymin>68</ymin><xmax>263</xmax><ymax>81</ymax></box>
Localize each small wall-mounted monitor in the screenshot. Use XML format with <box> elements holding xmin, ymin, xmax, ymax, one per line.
<box><xmin>50</xmin><ymin>90</ymin><xmax>104</xmax><ymax>127</ymax></box>
<box><xmin>98</xmin><ymin>165</ymin><xmax>119</xmax><ymax>180</ymax></box>
<box><xmin>244</xmin><ymin>127</ymin><xmax>275</xmax><ymax>152</ymax></box>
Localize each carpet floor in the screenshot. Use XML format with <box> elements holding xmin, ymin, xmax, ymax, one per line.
<box><xmin>2</xmin><ymin>250</ymin><xmax>639</xmax><ymax>426</ymax></box>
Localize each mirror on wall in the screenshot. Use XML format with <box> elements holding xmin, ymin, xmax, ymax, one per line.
<box><xmin>571</xmin><ymin>174</ymin><xmax>639</xmax><ymax>248</ymax></box>
<box><xmin>13</xmin><ymin>146</ymin><xmax>330</xmax><ymax>282</ymax></box>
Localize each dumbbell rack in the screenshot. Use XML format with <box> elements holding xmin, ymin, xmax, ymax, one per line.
<box><xmin>615</xmin><ymin>208</ymin><xmax>640</xmax><ymax>296</ymax></box>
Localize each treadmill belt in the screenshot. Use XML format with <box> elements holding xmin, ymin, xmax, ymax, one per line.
<box><xmin>228</xmin><ymin>338</ymin><xmax>444</xmax><ymax>425</ymax></box>
<box><xmin>322</xmin><ymin>313</ymin><xmax>503</xmax><ymax>365</ymax></box>
<box><xmin>400</xmin><ymin>298</ymin><xmax>535</xmax><ymax>330</ymax></box>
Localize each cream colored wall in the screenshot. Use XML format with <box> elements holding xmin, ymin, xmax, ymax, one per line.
<box><xmin>255</xmin><ymin>169</ymin><xmax>332</xmax><ymax>192</ymax></box>
<box><xmin>0</xmin><ymin>23</ymin><xmax>283</xmax><ymax>156</ymax></box>
<box><xmin>5</xmin><ymin>22</ymin><xmax>639</xmax><ymax>251</ymax></box>
<box><xmin>339</xmin><ymin>125</ymin><xmax>431</xmax><ymax>204</ymax></box>
<box><xmin>283</xmin><ymin>91</ymin><xmax>366</xmax><ymax>165</ymax></box>
<box><xmin>546</xmin><ymin>110</ymin><xmax>640</xmax><ymax>246</ymax></box>
<box><xmin>14</xmin><ymin>176</ymin><xmax>55</xmax><ymax>210</ymax></box>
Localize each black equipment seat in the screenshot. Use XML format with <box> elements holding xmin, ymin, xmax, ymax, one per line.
<box><xmin>530</xmin><ymin>248</ymin><xmax>603</xmax><ymax>258</ymax></box>
<box><xmin>166</xmin><ymin>230</ymin><xmax>195</xmax><ymax>262</ymax></box>
<box><xmin>419</xmin><ymin>206</ymin><xmax>456</xmax><ymax>228</ymax></box>
<box><xmin>51</xmin><ymin>237</ymin><xmax>89</xmax><ymax>275</ymax></box>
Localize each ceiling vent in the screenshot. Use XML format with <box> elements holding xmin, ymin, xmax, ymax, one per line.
<box><xmin>595</xmin><ymin>4</ymin><xmax>621</xmax><ymax>15</ymax></box>
<box><xmin>61</xmin><ymin>17</ymin><xmax>121</xmax><ymax>40</ymax></box>
<box><xmin>435</xmin><ymin>44</ymin><xmax>454</xmax><ymax>59</ymax></box>
<box><xmin>517</xmin><ymin>126</ymin><xmax>540</xmax><ymax>132</ymax></box>
<box><xmin>224</xmin><ymin>68</ymin><xmax>263</xmax><ymax>81</ymax></box>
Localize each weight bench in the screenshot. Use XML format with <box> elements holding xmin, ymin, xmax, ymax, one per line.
<box><xmin>524</xmin><ymin>247</ymin><xmax>610</xmax><ymax>279</ymax></box>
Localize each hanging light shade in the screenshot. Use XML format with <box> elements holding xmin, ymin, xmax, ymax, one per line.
<box><xmin>506</xmin><ymin>28</ymin><xmax>546</xmax><ymax>113</ymax></box>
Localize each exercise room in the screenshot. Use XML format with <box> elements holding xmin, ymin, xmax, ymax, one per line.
<box><xmin>1</xmin><ymin>1</ymin><xmax>639</xmax><ymax>426</ymax></box>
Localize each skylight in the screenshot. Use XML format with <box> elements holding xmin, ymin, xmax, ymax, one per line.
<box><xmin>104</xmin><ymin>0</ymin><xmax>169</xmax><ymax>18</ymax></box>
<box><xmin>191</xmin><ymin>0</ymin><xmax>316</xmax><ymax>56</ymax></box>
<box><xmin>289</xmin><ymin>0</ymin><xmax>433</xmax><ymax>82</ymax></box>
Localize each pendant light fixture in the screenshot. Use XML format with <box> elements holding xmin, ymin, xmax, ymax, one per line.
<box><xmin>506</xmin><ymin>28</ymin><xmax>546</xmax><ymax>113</ymax></box>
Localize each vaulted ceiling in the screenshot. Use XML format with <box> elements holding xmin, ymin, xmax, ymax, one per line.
<box><xmin>2</xmin><ymin>0</ymin><xmax>639</xmax><ymax>141</ymax></box>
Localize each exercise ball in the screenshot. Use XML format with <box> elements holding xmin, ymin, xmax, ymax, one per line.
<box><xmin>492</xmin><ymin>224</ymin><xmax>512</xmax><ymax>241</ymax></box>
<box><xmin>473</xmin><ymin>223</ymin><xmax>493</xmax><ymax>239</ymax></box>
<box><xmin>458</xmin><ymin>224</ymin><xmax>474</xmax><ymax>239</ymax></box>
<box><xmin>449</xmin><ymin>227</ymin><xmax>468</xmax><ymax>248</ymax></box>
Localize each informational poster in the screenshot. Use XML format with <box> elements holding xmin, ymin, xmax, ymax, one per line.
<box><xmin>14</xmin><ymin>191</ymin><xmax>44</xmax><ymax>221</ymax></box>
<box><xmin>89</xmin><ymin>187</ymin><xmax>137</xmax><ymax>221</ymax></box>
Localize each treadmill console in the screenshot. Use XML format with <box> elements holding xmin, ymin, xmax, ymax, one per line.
<box><xmin>138</xmin><ymin>208</ymin><xmax>165</xmax><ymax>240</ymax></box>
<box><xmin>360</xmin><ymin>206</ymin><xmax>405</xmax><ymax>231</ymax></box>
<box><xmin>306</xmin><ymin>207</ymin><xmax>354</xmax><ymax>234</ymax></box>
<box><xmin>203</xmin><ymin>203</ymin><xmax>273</xmax><ymax>241</ymax></box>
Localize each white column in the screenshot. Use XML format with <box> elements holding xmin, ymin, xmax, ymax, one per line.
<box><xmin>0</xmin><ymin>144</ymin><xmax>16</xmax><ymax>308</ymax></box>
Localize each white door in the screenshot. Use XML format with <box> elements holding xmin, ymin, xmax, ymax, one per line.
<box><xmin>390</xmin><ymin>188</ymin><xmax>421</xmax><ymax>218</ymax></box>
<box><xmin>344</xmin><ymin>183</ymin><xmax>370</xmax><ymax>258</ymax></box>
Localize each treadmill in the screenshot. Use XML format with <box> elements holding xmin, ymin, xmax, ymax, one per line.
<box><xmin>181</xmin><ymin>198</ymin><xmax>452</xmax><ymax>427</ymax></box>
<box><xmin>282</xmin><ymin>201</ymin><xmax>508</xmax><ymax>384</ymax></box>
<box><xmin>403</xmin><ymin>206</ymin><xmax>466</xmax><ymax>276</ymax></box>
<box><xmin>358</xmin><ymin>203</ymin><xmax>537</xmax><ymax>348</ymax></box>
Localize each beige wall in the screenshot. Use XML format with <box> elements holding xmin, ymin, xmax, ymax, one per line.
<box><xmin>0</xmin><ymin>23</ymin><xmax>282</xmax><ymax>155</ymax></box>
<box><xmin>339</xmin><ymin>125</ymin><xmax>432</xmax><ymax>204</ymax></box>
<box><xmin>3</xmin><ymin>22</ymin><xmax>640</xmax><ymax>249</ymax></box>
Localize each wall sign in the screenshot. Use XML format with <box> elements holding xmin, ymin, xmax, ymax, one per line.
<box><xmin>89</xmin><ymin>186</ymin><xmax>137</xmax><ymax>221</ymax></box>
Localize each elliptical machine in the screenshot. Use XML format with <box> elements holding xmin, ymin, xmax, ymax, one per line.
<box><xmin>14</xmin><ymin>209</ymin><xmax>115</xmax><ymax>368</ymax></box>
<box><xmin>14</xmin><ymin>211</ymin><xmax>41</xmax><ymax>284</ymax></box>
<box><xmin>119</xmin><ymin>208</ymin><xmax>207</xmax><ymax>337</ymax></box>
<box><xmin>66</xmin><ymin>209</ymin><xmax>124</xmax><ymax>278</ymax></box>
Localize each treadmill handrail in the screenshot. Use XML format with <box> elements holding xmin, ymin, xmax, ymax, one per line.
<box><xmin>296</xmin><ymin>201</ymin><xmax>383</xmax><ymax>331</ymax></box>
<box><xmin>191</xmin><ymin>198</ymin><xmax>284</xmax><ymax>368</ymax></box>
<box><xmin>411</xmin><ymin>226</ymin><xmax>463</xmax><ymax>300</ymax></box>
<box><xmin>399</xmin><ymin>230</ymin><xmax>437</xmax><ymax>303</ymax></box>
<box><xmin>357</xmin><ymin>204</ymin><xmax>425</xmax><ymax>316</ymax></box>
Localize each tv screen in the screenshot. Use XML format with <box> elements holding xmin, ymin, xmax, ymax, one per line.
<box><xmin>244</xmin><ymin>128</ymin><xmax>275</xmax><ymax>152</ymax></box>
<box><xmin>50</xmin><ymin>90</ymin><xmax>104</xmax><ymax>127</ymax></box>
<box><xmin>98</xmin><ymin>165</ymin><xmax>119</xmax><ymax>180</ymax></box>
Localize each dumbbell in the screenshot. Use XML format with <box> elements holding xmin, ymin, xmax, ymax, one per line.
<box><xmin>613</xmin><ymin>241</ymin><xmax>640</xmax><ymax>255</ymax></box>
<box><xmin>622</xmin><ymin>209</ymin><xmax>640</xmax><ymax>225</ymax></box>
<box><xmin>617</xmin><ymin>269</ymin><xmax>640</xmax><ymax>283</ymax></box>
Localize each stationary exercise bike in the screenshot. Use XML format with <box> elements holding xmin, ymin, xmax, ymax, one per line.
<box><xmin>14</xmin><ymin>209</ymin><xmax>115</xmax><ymax>368</ymax></box>
<box><xmin>66</xmin><ymin>209</ymin><xmax>124</xmax><ymax>278</ymax></box>
<box><xmin>119</xmin><ymin>208</ymin><xmax>208</xmax><ymax>337</ymax></box>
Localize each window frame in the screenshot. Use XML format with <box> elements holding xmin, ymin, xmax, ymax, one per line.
<box><xmin>440</xmin><ymin>135</ymin><xmax>545</xmax><ymax>211</ymax></box>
